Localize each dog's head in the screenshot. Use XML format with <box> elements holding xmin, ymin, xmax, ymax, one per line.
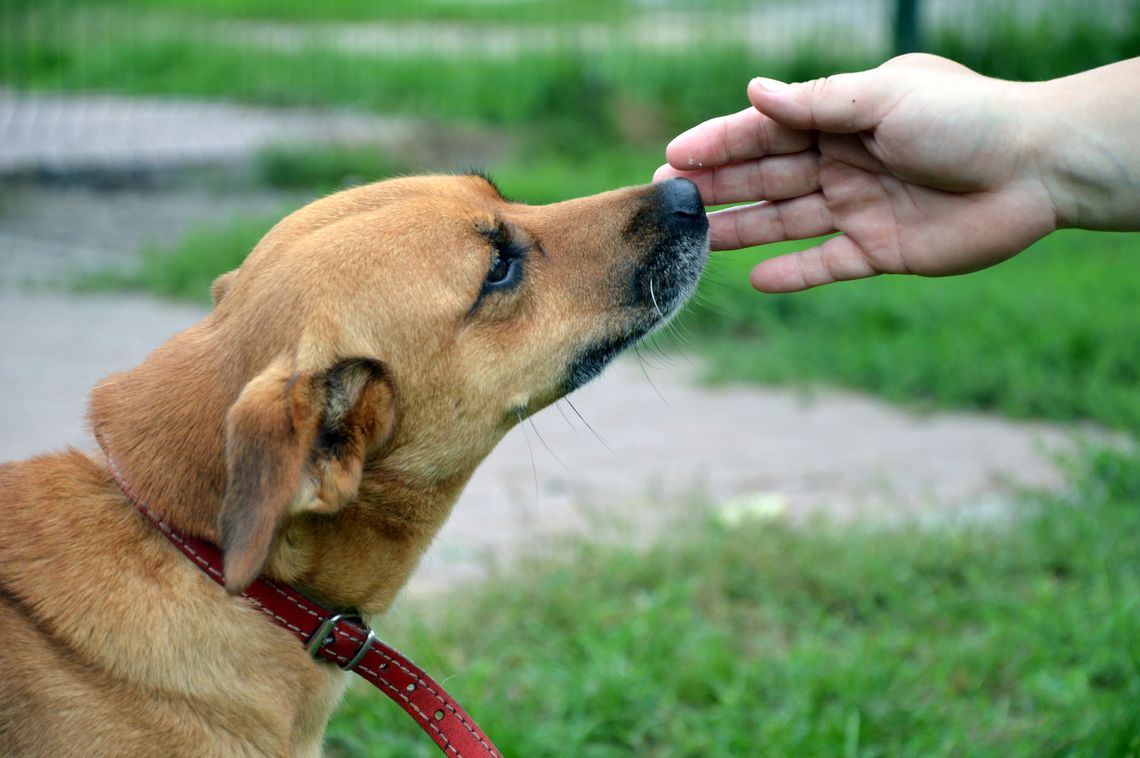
<box><xmin>93</xmin><ymin>175</ymin><xmax>707</xmax><ymax>595</ymax></box>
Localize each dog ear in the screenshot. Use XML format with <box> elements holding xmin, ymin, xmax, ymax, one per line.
<box><xmin>218</xmin><ymin>356</ymin><xmax>397</xmax><ymax>594</ymax></box>
<box><xmin>210</xmin><ymin>269</ymin><xmax>239</xmax><ymax>306</ymax></box>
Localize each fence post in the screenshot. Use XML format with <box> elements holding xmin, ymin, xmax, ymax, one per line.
<box><xmin>893</xmin><ymin>0</ymin><xmax>922</xmax><ymax>54</ymax></box>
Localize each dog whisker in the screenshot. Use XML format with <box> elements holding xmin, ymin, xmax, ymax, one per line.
<box><xmin>663</xmin><ymin>322</ymin><xmax>696</xmax><ymax>363</ymax></box>
<box><xmin>673</xmin><ymin>310</ymin><xmax>699</xmax><ymax>336</ymax></box>
<box><xmin>633</xmin><ymin>346</ymin><xmax>670</xmax><ymax>408</ymax></box>
<box><xmin>632</xmin><ymin>343</ymin><xmax>663</xmax><ymax>372</ymax></box>
<box><xmin>687</xmin><ymin>297</ymin><xmax>731</xmax><ymax>322</ymax></box>
<box><xmin>652</xmin><ymin>307</ymin><xmax>697</xmax><ymax>365</ymax></box>
<box><xmin>553</xmin><ymin>400</ymin><xmax>578</xmax><ymax>432</ymax></box>
<box><xmin>515</xmin><ymin>408</ymin><xmax>541</xmax><ymax>508</ymax></box>
<box><xmin>667</xmin><ymin>307</ymin><xmax>698</xmax><ymax>342</ymax></box>
<box><xmin>635</xmin><ymin>339</ymin><xmax>657</xmax><ymax>367</ymax></box>
<box><xmin>649</xmin><ymin>276</ymin><xmax>666</xmax><ymax>321</ymax></box>
<box><xmin>563</xmin><ymin>397</ymin><xmax>613</xmax><ymax>453</ymax></box>
<box><xmin>438</xmin><ymin>673</ymin><xmax>464</xmax><ymax>687</ymax></box>
<box><xmin>646</xmin><ymin>334</ymin><xmax>675</xmax><ymax>365</ymax></box>
<box><xmin>528</xmin><ymin>417</ymin><xmax>574</xmax><ymax>475</ymax></box>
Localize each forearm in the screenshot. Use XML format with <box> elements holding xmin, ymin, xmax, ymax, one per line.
<box><xmin>1027</xmin><ymin>57</ymin><xmax>1140</xmax><ymax>231</ymax></box>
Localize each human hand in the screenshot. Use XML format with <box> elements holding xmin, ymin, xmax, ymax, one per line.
<box><xmin>654</xmin><ymin>54</ymin><xmax>1060</xmax><ymax>292</ymax></box>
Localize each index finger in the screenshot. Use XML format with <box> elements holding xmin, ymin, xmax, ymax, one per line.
<box><xmin>665</xmin><ymin>106</ymin><xmax>815</xmax><ymax>171</ymax></box>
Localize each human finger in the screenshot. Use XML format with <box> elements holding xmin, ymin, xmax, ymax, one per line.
<box><xmin>748</xmin><ymin>70</ymin><xmax>897</xmax><ymax>134</ymax></box>
<box><xmin>707</xmin><ymin>193</ymin><xmax>835</xmax><ymax>251</ymax></box>
<box><xmin>653</xmin><ymin>162</ymin><xmax>689</xmax><ymax>184</ymax></box>
<box><xmin>673</xmin><ymin>151</ymin><xmax>822</xmax><ymax>205</ymax></box>
<box><xmin>665</xmin><ymin>106</ymin><xmax>815</xmax><ymax>171</ymax></box>
<box><xmin>749</xmin><ymin>235</ymin><xmax>879</xmax><ymax>292</ymax></box>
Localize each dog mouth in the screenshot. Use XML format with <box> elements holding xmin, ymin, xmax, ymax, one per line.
<box><xmin>563</xmin><ymin>326</ymin><xmax>654</xmax><ymax>395</ymax></box>
<box><xmin>563</xmin><ymin>179</ymin><xmax>709</xmax><ymax>395</ymax></box>
<box><xmin>561</xmin><ymin>264</ymin><xmax>700</xmax><ymax>396</ymax></box>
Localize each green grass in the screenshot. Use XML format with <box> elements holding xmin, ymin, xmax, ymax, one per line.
<box><xmin>932</xmin><ymin>6</ymin><xmax>1140</xmax><ymax>81</ymax></box>
<box><xmin>3</xmin><ymin>3</ymin><xmax>1137</xmax><ymax>128</ymax></box>
<box><xmin>4</xmin><ymin>0</ymin><xmax>786</xmax><ymax>24</ymax></box>
<box><xmin>489</xmin><ymin>146</ymin><xmax>669</xmax><ymax>204</ymax></box>
<box><xmin>4</xmin><ymin>0</ymin><xmax>633</xmax><ymax>24</ymax></box>
<box><xmin>0</xmin><ymin>7</ymin><xmax>870</xmax><ymax>142</ymax></box>
<box><xmin>325</xmin><ymin>445</ymin><xmax>1140</xmax><ymax>757</ymax></box>
<box><xmin>76</xmin><ymin>214</ymin><xmax>284</xmax><ymax>302</ymax></box>
<box><xmin>0</xmin><ymin>37</ymin><xmax>712</xmax><ymax>140</ymax></box>
<box><xmin>686</xmin><ymin>229</ymin><xmax>1140</xmax><ymax>432</ymax></box>
<box><xmin>254</xmin><ymin>144</ymin><xmax>407</xmax><ymax>192</ymax></box>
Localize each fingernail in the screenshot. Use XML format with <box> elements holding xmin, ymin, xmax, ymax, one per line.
<box><xmin>751</xmin><ymin>77</ymin><xmax>790</xmax><ymax>93</ymax></box>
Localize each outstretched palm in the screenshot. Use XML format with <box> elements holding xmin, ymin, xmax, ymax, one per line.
<box><xmin>654</xmin><ymin>54</ymin><xmax>1058</xmax><ymax>292</ymax></box>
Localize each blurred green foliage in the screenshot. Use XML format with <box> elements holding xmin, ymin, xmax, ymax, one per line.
<box><xmin>931</xmin><ymin>6</ymin><xmax>1140</xmax><ymax>80</ymax></box>
<box><xmin>75</xmin><ymin>214</ymin><xmax>282</xmax><ymax>302</ymax></box>
<box><xmin>4</xmin><ymin>1</ymin><xmax>1137</xmax><ymax>137</ymax></box>
<box><xmin>0</xmin><ymin>0</ymin><xmax>632</xmax><ymax>23</ymax></box>
<box><xmin>688</xmin><ymin>229</ymin><xmax>1140</xmax><ymax>432</ymax></box>
<box><xmin>0</xmin><ymin>31</ymin><xmax>852</xmax><ymax>145</ymax></box>
<box><xmin>254</xmin><ymin>144</ymin><xmax>404</xmax><ymax>191</ymax></box>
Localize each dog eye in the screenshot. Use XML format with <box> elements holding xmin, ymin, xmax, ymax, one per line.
<box><xmin>485</xmin><ymin>250</ymin><xmax>522</xmax><ymax>288</ymax></box>
<box><xmin>481</xmin><ymin>228</ymin><xmax>526</xmax><ymax>293</ymax></box>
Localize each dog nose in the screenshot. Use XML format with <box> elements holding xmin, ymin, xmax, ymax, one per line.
<box><xmin>654</xmin><ymin>177</ymin><xmax>706</xmax><ymax>224</ymax></box>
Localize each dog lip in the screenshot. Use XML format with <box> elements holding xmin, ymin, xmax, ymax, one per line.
<box><xmin>625</xmin><ymin>225</ymin><xmax>709</xmax><ymax>315</ymax></box>
<box><xmin>565</xmin><ymin>232</ymin><xmax>708</xmax><ymax>397</ymax></box>
<box><xmin>562</xmin><ymin>321</ymin><xmax>652</xmax><ymax>395</ymax></box>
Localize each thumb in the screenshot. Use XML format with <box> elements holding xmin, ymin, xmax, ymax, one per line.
<box><xmin>748</xmin><ymin>70</ymin><xmax>889</xmax><ymax>133</ymax></box>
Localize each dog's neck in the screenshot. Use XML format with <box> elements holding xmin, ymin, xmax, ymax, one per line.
<box><xmin>90</xmin><ymin>320</ymin><xmax>239</xmax><ymax>541</ymax></box>
<box><xmin>265</xmin><ymin>465</ymin><xmax>469</xmax><ymax>613</ymax></box>
<box><xmin>89</xmin><ymin>320</ymin><xmax>466</xmax><ymax>614</ymax></box>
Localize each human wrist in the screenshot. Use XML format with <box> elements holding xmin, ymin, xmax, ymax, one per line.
<box><xmin>1025</xmin><ymin>60</ymin><xmax>1140</xmax><ymax>231</ymax></box>
<box><xmin>1009</xmin><ymin>78</ymin><xmax>1078</xmax><ymax>231</ymax></box>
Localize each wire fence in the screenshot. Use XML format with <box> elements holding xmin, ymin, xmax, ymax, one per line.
<box><xmin>0</xmin><ymin>0</ymin><xmax>1137</xmax><ymax>177</ymax></box>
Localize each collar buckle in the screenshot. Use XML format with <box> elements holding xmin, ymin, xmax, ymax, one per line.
<box><xmin>305</xmin><ymin>611</ymin><xmax>378</xmax><ymax>672</ymax></box>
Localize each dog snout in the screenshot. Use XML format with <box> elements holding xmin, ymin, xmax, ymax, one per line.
<box><xmin>624</xmin><ymin>178</ymin><xmax>708</xmax><ymax>313</ymax></box>
<box><xmin>653</xmin><ymin>177</ymin><xmax>706</xmax><ymax>227</ymax></box>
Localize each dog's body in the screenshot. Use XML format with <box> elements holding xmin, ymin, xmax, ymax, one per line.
<box><xmin>0</xmin><ymin>175</ymin><xmax>707</xmax><ymax>755</ymax></box>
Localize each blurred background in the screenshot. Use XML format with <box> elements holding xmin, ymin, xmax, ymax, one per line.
<box><xmin>2</xmin><ymin>1</ymin><xmax>1140</xmax><ymax>755</ymax></box>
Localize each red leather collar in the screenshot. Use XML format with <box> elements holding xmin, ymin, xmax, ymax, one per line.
<box><xmin>100</xmin><ymin>445</ymin><xmax>501</xmax><ymax>758</ymax></box>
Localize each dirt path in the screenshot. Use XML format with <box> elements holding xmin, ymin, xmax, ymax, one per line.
<box><xmin>0</xmin><ymin>89</ymin><xmax>419</xmax><ymax>177</ymax></box>
<box><xmin>411</xmin><ymin>358</ymin><xmax>1079</xmax><ymax>595</ymax></box>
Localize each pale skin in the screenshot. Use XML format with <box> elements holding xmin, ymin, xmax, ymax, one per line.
<box><xmin>654</xmin><ymin>53</ymin><xmax>1140</xmax><ymax>292</ymax></box>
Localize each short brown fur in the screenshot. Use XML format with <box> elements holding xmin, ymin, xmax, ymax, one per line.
<box><xmin>0</xmin><ymin>175</ymin><xmax>705</xmax><ymax>755</ymax></box>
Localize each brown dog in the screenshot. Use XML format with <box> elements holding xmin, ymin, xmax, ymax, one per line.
<box><xmin>0</xmin><ymin>174</ymin><xmax>707</xmax><ymax>755</ymax></box>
